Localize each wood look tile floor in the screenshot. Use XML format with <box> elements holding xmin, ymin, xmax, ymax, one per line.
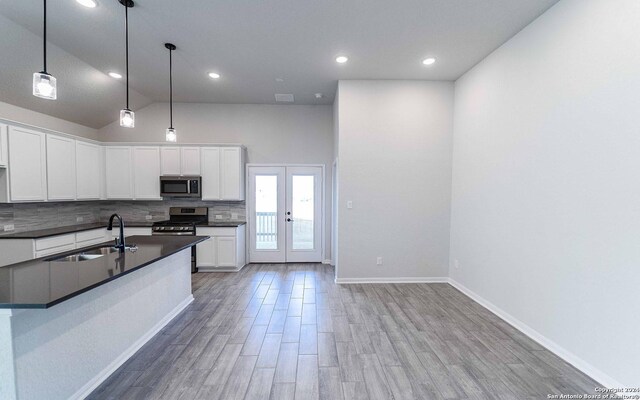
<box><xmin>88</xmin><ymin>264</ymin><xmax>600</xmax><ymax>400</ymax></box>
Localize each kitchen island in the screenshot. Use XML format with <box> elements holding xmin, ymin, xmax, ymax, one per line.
<box><xmin>0</xmin><ymin>235</ymin><xmax>208</xmax><ymax>400</ymax></box>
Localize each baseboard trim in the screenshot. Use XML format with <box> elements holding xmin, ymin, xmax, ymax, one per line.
<box><xmin>335</xmin><ymin>277</ymin><xmax>449</xmax><ymax>284</ymax></box>
<box><xmin>198</xmin><ymin>264</ymin><xmax>245</xmax><ymax>273</ymax></box>
<box><xmin>70</xmin><ymin>294</ymin><xmax>194</xmax><ymax>400</ymax></box>
<box><xmin>447</xmin><ymin>278</ymin><xmax>624</xmax><ymax>389</ymax></box>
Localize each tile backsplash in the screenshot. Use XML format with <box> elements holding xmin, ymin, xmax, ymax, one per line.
<box><xmin>0</xmin><ymin>200</ymin><xmax>245</xmax><ymax>234</ymax></box>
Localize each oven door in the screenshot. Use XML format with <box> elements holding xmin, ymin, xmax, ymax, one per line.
<box><xmin>160</xmin><ymin>176</ymin><xmax>201</xmax><ymax>198</ymax></box>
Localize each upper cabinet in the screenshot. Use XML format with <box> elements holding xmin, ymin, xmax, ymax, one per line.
<box><xmin>181</xmin><ymin>147</ymin><xmax>201</xmax><ymax>175</ymax></box>
<box><xmin>76</xmin><ymin>141</ymin><xmax>102</xmax><ymax>200</ymax></box>
<box><xmin>221</xmin><ymin>147</ymin><xmax>244</xmax><ymax>200</ymax></box>
<box><xmin>46</xmin><ymin>134</ymin><xmax>76</xmax><ymax>201</ymax></box>
<box><xmin>0</xmin><ymin>124</ymin><xmax>7</xmax><ymax>167</ymax></box>
<box><xmin>105</xmin><ymin>146</ymin><xmax>133</xmax><ymax>199</ymax></box>
<box><xmin>201</xmin><ymin>147</ymin><xmax>221</xmax><ymax>200</ymax></box>
<box><xmin>201</xmin><ymin>146</ymin><xmax>245</xmax><ymax>201</ymax></box>
<box><xmin>133</xmin><ymin>146</ymin><xmax>161</xmax><ymax>200</ymax></box>
<box><xmin>7</xmin><ymin>126</ymin><xmax>47</xmax><ymax>202</ymax></box>
<box><xmin>0</xmin><ymin>120</ymin><xmax>245</xmax><ymax>204</ymax></box>
<box><xmin>160</xmin><ymin>147</ymin><xmax>181</xmax><ymax>175</ymax></box>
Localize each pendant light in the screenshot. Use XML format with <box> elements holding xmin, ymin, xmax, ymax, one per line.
<box><xmin>165</xmin><ymin>43</ymin><xmax>177</xmax><ymax>142</ymax></box>
<box><xmin>119</xmin><ymin>0</ymin><xmax>135</xmax><ymax>128</ymax></box>
<box><xmin>33</xmin><ymin>0</ymin><xmax>56</xmax><ymax>100</ymax></box>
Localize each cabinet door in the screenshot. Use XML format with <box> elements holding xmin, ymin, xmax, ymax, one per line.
<box><xmin>76</xmin><ymin>141</ymin><xmax>101</xmax><ymax>200</ymax></box>
<box><xmin>216</xmin><ymin>237</ymin><xmax>237</xmax><ymax>267</ymax></box>
<box><xmin>181</xmin><ymin>147</ymin><xmax>201</xmax><ymax>175</ymax></box>
<box><xmin>201</xmin><ymin>147</ymin><xmax>220</xmax><ymax>200</ymax></box>
<box><xmin>133</xmin><ymin>147</ymin><xmax>161</xmax><ymax>199</ymax></box>
<box><xmin>0</xmin><ymin>124</ymin><xmax>7</xmax><ymax>167</ymax></box>
<box><xmin>221</xmin><ymin>147</ymin><xmax>244</xmax><ymax>200</ymax></box>
<box><xmin>8</xmin><ymin>126</ymin><xmax>47</xmax><ymax>201</ymax></box>
<box><xmin>105</xmin><ymin>147</ymin><xmax>133</xmax><ymax>199</ymax></box>
<box><xmin>196</xmin><ymin>237</ymin><xmax>216</xmax><ymax>268</ymax></box>
<box><xmin>160</xmin><ymin>147</ymin><xmax>181</xmax><ymax>175</ymax></box>
<box><xmin>47</xmin><ymin>134</ymin><xmax>76</xmax><ymax>200</ymax></box>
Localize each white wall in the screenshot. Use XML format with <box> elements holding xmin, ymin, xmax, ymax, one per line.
<box><xmin>336</xmin><ymin>80</ymin><xmax>454</xmax><ymax>281</ymax></box>
<box><xmin>0</xmin><ymin>100</ymin><xmax>98</xmax><ymax>140</ymax></box>
<box><xmin>450</xmin><ymin>0</ymin><xmax>640</xmax><ymax>387</ymax></box>
<box><xmin>98</xmin><ymin>102</ymin><xmax>334</xmax><ymax>260</ymax></box>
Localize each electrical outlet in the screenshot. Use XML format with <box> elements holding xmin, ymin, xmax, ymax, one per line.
<box><xmin>215</xmin><ymin>215</ymin><xmax>223</xmax><ymax>220</ymax></box>
<box><xmin>145</xmin><ymin>215</ymin><xmax>153</xmax><ymax>220</ymax></box>
<box><xmin>376</xmin><ymin>257</ymin><xmax>383</xmax><ymax>265</ymax></box>
<box><xmin>3</xmin><ymin>224</ymin><xmax>15</xmax><ymax>232</ymax></box>
<box><xmin>76</xmin><ymin>216</ymin><xmax>84</xmax><ymax>222</ymax></box>
<box><xmin>454</xmin><ymin>259</ymin><xmax>460</xmax><ymax>269</ymax></box>
<box><xmin>231</xmin><ymin>213</ymin><xmax>238</xmax><ymax>220</ymax></box>
<box><xmin>347</xmin><ymin>201</ymin><xmax>353</xmax><ymax>209</ymax></box>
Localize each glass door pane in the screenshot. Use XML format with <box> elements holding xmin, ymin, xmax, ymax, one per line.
<box><xmin>291</xmin><ymin>175</ymin><xmax>315</xmax><ymax>249</ymax></box>
<box><xmin>255</xmin><ymin>175</ymin><xmax>278</xmax><ymax>250</ymax></box>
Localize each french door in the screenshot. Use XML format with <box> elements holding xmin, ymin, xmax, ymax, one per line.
<box><xmin>248</xmin><ymin>165</ymin><xmax>323</xmax><ymax>263</ymax></box>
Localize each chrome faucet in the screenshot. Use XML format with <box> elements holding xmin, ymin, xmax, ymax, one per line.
<box><xmin>107</xmin><ymin>213</ymin><xmax>126</xmax><ymax>252</ymax></box>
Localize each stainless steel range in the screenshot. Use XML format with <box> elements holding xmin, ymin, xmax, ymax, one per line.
<box><xmin>152</xmin><ymin>207</ymin><xmax>209</xmax><ymax>273</ymax></box>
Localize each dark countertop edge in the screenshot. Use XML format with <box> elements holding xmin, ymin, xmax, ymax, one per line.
<box><xmin>0</xmin><ymin>235</ymin><xmax>209</xmax><ymax>309</ymax></box>
<box><xmin>0</xmin><ymin>221</ymin><xmax>246</xmax><ymax>239</ymax></box>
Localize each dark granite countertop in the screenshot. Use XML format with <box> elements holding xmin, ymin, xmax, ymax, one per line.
<box><xmin>0</xmin><ymin>221</ymin><xmax>244</xmax><ymax>239</ymax></box>
<box><xmin>0</xmin><ymin>235</ymin><xmax>208</xmax><ymax>309</ymax></box>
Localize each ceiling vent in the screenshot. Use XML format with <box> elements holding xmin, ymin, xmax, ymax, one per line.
<box><xmin>275</xmin><ymin>93</ymin><xmax>294</xmax><ymax>103</ymax></box>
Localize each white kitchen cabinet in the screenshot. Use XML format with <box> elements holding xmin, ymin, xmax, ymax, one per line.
<box><xmin>181</xmin><ymin>147</ymin><xmax>201</xmax><ymax>175</ymax></box>
<box><xmin>221</xmin><ymin>147</ymin><xmax>244</xmax><ymax>200</ymax></box>
<box><xmin>216</xmin><ymin>236</ymin><xmax>237</xmax><ymax>267</ymax></box>
<box><xmin>200</xmin><ymin>146</ymin><xmax>245</xmax><ymax>201</ymax></box>
<box><xmin>200</xmin><ymin>147</ymin><xmax>220</xmax><ymax>200</ymax></box>
<box><xmin>75</xmin><ymin>228</ymin><xmax>108</xmax><ymax>247</ymax></box>
<box><xmin>105</xmin><ymin>146</ymin><xmax>133</xmax><ymax>199</ymax></box>
<box><xmin>0</xmin><ymin>124</ymin><xmax>7</xmax><ymax>167</ymax></box>
<box><xmin>133</xmin><ymin>146</ymin><xmax>161</xmax><ymax>200</ymax></box>
<box><xmin>8</xmin><ymin>126</ymin><xmax>47</xmax><ymax>202</ymax></box>
<box><xmin>76</xmin><ymin>141</ymin><xmax>102</xmax><ymax>200</ymax></box>
<box><xmin>160</xmin><ymin>147</ymin><xmax>181</xmax><ymax>175</ymax></box>
<box><xmin>46</xmin><ymin>134</ymin><xmax>76</xmax><ymax>201</ymax></box>
<box><xmin>195</xmin><ymin>225</ymin><xmax>246</xmax><ymax>270</ymax></box>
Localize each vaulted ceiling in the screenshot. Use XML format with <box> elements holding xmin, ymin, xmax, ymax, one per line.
<box><xmin>0</xmin><ymin>0</ymin><xmax>559</xmax><ymax>128</ymax></box>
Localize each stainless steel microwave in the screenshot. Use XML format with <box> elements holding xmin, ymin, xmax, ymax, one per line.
<box><xmin>160</xmin><ymin>176</ymin><xmax>201</xmax><ymax>198</ymax></box>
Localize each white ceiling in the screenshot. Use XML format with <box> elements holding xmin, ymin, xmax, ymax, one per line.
<box><xmin>0</xmin><ymin>0</ymin><xmax>559</xmax><ymax>128</ymax></box>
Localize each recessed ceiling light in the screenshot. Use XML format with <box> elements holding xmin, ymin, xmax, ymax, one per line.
<box><xmin>275</xmin><ymin>78</ymin><xmax>284</xmax><ymax>82</ymax></box>
<box><xmin>335</xmin><ymin>56</ymin><xmax>348</xmax><ymax>64</ymax></box>
<box><xmin>108</xmin><ymin>72</ymin><xmax>122</xmax><ymax>79</ymax></box>
<box><xmin>314</xmin><ymin>93</ymin><xmax>323</xmax><ymax>99</ymax></box>
<box><xmin>76</xmin><ymin>0</ymin><xmax>97</xmax><ymax>8</ymax></box>
<box><xmin>422</xmin><ymin>57</ymin><xmax>436</xmax><ymax>66</ymax></box>
<box><xmin>208</xmin><ymin>72</ymin><xmax>221</xmax><ymax>79</ymax></box>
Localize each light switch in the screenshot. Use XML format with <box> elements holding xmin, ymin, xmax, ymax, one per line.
<box><xmin>347</xmin><ymin>201</ymin><xmax>353</xmax><ymax>209</ymax></box>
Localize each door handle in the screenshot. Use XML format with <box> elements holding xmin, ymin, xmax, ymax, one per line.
<box><xmin>287</xmin><ymin>218</ymin><xmax>293</xmax><ymax>222</ymax></box>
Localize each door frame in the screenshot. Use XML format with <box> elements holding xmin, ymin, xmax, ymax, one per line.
<box><xmin>246</xmin><ymin>163</ymin><xmax>325</xmax><ymax>264</ymax></box>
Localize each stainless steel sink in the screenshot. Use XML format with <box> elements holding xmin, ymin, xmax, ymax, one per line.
<box><xmin>48</xmin><ymin>246</ymin><xmax>119</xmax><ymax>262</ymax></box>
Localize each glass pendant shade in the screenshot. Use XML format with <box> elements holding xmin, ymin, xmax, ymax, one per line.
<box><xmin>166</xmin><ymin>128</ymin><xmax>177</xmax><ymax>142</ymax></box>
<box><xmin>33</xmin><ymin>72</ymin><xmax>57</xmax><ymax>100</ymax></box>
<box><xmin>120</xmin><ymin>109</ymin><xmax>135</xmax><ymax>128</ymax></box>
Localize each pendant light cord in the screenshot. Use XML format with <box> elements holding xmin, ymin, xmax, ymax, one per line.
<box><xmin>43</xmin><ymin>0</ymin><xmax>47</xmax><ymax>73</ymax></box>
<box><xmin>169</xmin><ymin>47</ymin><xmax>173</xmax><ymax>128</ymax></box>
<box><xmin>125</xmin><ymin>3</ymin><xmax>130</xmax><ymax>110</ymax></box>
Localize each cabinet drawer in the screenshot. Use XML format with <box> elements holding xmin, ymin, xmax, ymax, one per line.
<box><xmin>35</xmin><ymin>234</ymin><xmax>76</xmax><ymax>251</ymax></box>
<box><xmin>196</xmin><ymin>227</ymin><xmax>236</xmax><ymax>237</ymax></box>
<box><xmin>75</xmin><ymin>228</ymin><xmax>106</xmax><ymax>243</ymax></box>
<box><xmin>35</xmin><ymin>243</ymin><xmax>76</xmax><ymax>258</ymax></box>
<box><xmin>112</xmin><ymin>227</ymin><xmax>152</xmax><ymax>237</ymax></box>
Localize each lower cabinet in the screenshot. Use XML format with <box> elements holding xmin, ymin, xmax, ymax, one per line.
<box><xmin>195</xmin><ymin>226</ymin><xmax>246</xmax><ymax>271</ymax></box>
<box><xmin>0</xmin><ymin>228</ymin><xmax>109</xmax><ymax>267</ymax></box>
